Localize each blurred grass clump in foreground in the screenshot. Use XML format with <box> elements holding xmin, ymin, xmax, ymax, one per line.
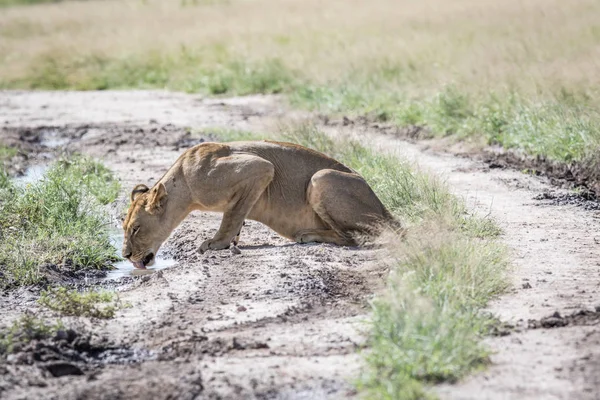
<box><xmin>1</xmin><ymin>0</ymin><xmax>600</xmax><ymax>163</ymax></box>
<box><xmin>0</xmin><ymin>156</ymin><xmax>120</xmax><ymax>288</ymax></box>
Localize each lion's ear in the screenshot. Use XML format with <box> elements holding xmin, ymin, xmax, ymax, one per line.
<box><xmin>131</xmin><ymin>184</ymin><xmax>150</xmax><ymax>202</ymax></box>
<box><xmin>145</xmin><ymin>183</ymin><xmax>168</xmax><ymax>215</ymax></box>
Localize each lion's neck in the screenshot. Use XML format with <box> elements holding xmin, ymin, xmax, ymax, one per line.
<box><xmin>159</xmin><ymin>166</ymin><xmax>195</xmax><ymax>235</ymax></box>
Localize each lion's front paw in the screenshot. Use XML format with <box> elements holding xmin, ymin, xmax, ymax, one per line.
<box><xmin>198</xmin><ymin>239</ymin><xmax>231</xmax><ymax>254</ymax></box>
<box><xmin>199</xmin><ymin>240</ymin><xmax>212</xmax><ymax>254</ymax></box>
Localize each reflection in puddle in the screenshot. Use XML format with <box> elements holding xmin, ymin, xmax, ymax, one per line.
<box><xmin>105</xmin><ymin>230</ymin><xmax>176</xmax><ymax>280</ymax></box>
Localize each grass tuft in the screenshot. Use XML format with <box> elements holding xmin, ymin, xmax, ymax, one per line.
<box><xmin>0</xmin><ymin>156</ymin><xmax>120</xmax><ymax>288</ymax></box>
<box><xmin>39</xmin><ymin>287</ymin><xmax>123</xmax><ymax>319</ymax></box>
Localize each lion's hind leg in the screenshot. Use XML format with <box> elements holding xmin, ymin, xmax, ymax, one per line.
<box><xmin>302</xmin><ymin>169</ymin><xmax>391</xmax><ymax>245</ymax></box>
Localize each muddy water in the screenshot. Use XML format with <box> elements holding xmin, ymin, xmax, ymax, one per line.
<box><xmin>106</xmin><ymin>230</ymin><xmax>176</xmax><ymax>280</ymax></box>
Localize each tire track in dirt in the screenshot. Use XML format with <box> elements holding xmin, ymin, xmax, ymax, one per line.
<box><xmin>1</xmin><ymin>91</ymin><xmax>599</xmax><ymax>399</ymax></box>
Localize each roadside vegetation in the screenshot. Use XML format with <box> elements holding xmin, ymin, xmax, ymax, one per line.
<box><xmin>0</xmin><ymin>156</ymin><xmax>120</xmax><ymax>288</ymax></box>
<box><xmin>1</xmin><ymin>0</ymin><xmax>599</xmax><ymax>165</ymax></box>
<box><xmin>215</xmin><ymin>123</ymin><xmax>508</xmax><ymax>399</ymax></box>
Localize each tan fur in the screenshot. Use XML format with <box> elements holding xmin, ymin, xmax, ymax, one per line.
<box><xmin>122</xmin><ymin>141</ymin><xmax>397</xmax><ymax>267</ymax></box>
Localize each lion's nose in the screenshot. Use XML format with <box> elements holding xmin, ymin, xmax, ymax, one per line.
<box><xmin>122</xmin><ymin>249</ymin><xmax>132</xmax><ymax>259</ymax></box>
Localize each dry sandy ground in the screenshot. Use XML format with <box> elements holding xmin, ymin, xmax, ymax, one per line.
<box><xmin>0</xmin><ymin>90</ymin><xmax>599</xmax><ymax>400</ymax></box>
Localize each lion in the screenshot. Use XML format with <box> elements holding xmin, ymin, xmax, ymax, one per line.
<box><xmin>122</xmin><ymin>140</ymin><xmax>397</xmax><ymax>269</ymax></box>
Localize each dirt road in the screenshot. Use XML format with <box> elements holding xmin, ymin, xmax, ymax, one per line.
<box><xmin>1</xmin><ymin>90</ymin><xmax>599</xmax><ymax>399</ymax></box>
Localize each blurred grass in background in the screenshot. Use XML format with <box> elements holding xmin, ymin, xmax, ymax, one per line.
<box><xmin>1</xmin><ymin>0</ymin><xmax>599</xmax><ymax>162</ymax></box>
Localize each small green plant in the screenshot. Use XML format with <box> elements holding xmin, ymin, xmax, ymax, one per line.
<box><xmin>0</xmin><ymin>314</ymin><xmax>63</xmax><ymax>354</ymax></box>
<box><xmin>39</xmin><ymin>287</ymin><xmax>122</xmax><ymax>319</ymax></box>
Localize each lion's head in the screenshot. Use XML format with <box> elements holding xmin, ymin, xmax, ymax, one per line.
<box><xmin>122</xmin><ymin>183</ymin><xmax>169</xmax><ymax>269</ymax></box>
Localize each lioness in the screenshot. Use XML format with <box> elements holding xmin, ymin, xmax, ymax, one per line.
<box><xmin>122</xmin><ymin>140</ymin><xmax>397</xmax><ymax>268</ymax></box>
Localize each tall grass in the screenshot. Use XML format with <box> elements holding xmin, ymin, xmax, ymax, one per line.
<box><xmin>214</xmin><ymin>124</ymin><xmax>508</xmax><ymax>399</ymax></box>
<box><xmin>0</xmin><ymin>156</ymin><xmax>120</xmax><ymax>288</ymax></box>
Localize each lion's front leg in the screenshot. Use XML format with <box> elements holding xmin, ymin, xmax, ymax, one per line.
<box><xmin>197</xmin><ymin>155</ymin><xmax>274</xmax><ymax>254</ymax></box>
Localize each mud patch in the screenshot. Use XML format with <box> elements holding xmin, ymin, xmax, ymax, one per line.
<box><xmin>0</xmin><ymin>324</ymin><xmax>155</xmax><ymax>398</ymax></box>
<box><xmin>528</xmin><ymin>309</ymin><xmax>600</xmax><ymax>329</ymax></box>
<box><xmin>159</xmin><ymin>333</ymin><xmax>270</xmax><ymax>360</ymax></box>
<box><xmin>481</xmin><ymin>148</ymin><xmax>600</xmax><ymax>200</ymax></box>
<box><xmin>3</xmin><ymin>326</ymin><xmax>154</xmax><ymax>370</ymax></box>
<box><xmin>533</xmin><ymin>191</ymin><xmax>600</xmax><ymax>211</ymax></box>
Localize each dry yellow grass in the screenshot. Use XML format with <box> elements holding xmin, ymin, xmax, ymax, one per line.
<box><xmin>1</xmin><ymin>0</ymin><xmax>599</xmax><ymax>97</ymax></box>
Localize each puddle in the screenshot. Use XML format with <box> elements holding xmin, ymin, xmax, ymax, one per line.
<box><xmin>106</xmin><ymin>229</ymin><xmax>176</xmax><ymax>280</ymax></box>
<box><xmin>40</xmin><ymin>129</ymin><xmax>70</xmax><ymax>148</ymax></box>
<box><xmin>15</xmin><ymin>164</ymin><xmax>49</xmax><ymax>185</ymax></box>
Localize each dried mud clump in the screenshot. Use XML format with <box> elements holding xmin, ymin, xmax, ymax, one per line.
<box><xmin>528</xmin><ymin>309</ymin><xmax>600</xmax><ymax>330</ymax></box>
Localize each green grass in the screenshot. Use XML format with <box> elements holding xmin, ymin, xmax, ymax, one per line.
<box><xmin>292</xmin><ymin>82</ymin><xmax>600</xmax><ymax>164</ymax></box>
<box><xmin>0</xmin><ymin>145</ymin><xmax>18</xmax><ymax>162</ymax></box>
<box><xmin>253</xmin><ymin>124</ymin><xmax>509</xmax><ymax>399</ymax></box>
<box><xmin>39</xmin><ymin>287</ymin><xmax>123</xmax><ymax>319</ymax></box>
<box><xmin>8</xmin><ymin>52</ymin><xmax>296</xmax><ymax>96</ymax></box>
<box><xmin>0</xmin><ymin>0</ymin><xmax>63</xmax><ymax>6</ymax></box>
<box><xmin>0</xmin><ymin>314</ymin><xmax>63</xmax><ymax>355</ymax></box>
<box><xmin>0</xmin><ymin>156</ymin><xmax>120</xmax><ymax>288</ymax></box>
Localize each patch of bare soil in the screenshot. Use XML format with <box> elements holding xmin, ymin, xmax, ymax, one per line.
<box><xmin>1</xmin><ymin>90</ymin><xmax>600</xmax><ymax>399</ymax></box>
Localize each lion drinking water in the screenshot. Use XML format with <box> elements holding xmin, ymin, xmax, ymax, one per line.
<box><xmin>122</xmin><ymin>140</ymin><xmax>397</xmax><ymax>269</ymax></box>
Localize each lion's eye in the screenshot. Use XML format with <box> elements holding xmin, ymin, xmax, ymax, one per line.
<box><xmin>132</xmin><ymin>226</ymin><xmax>140</xmax><ymax>235</ymax></box>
